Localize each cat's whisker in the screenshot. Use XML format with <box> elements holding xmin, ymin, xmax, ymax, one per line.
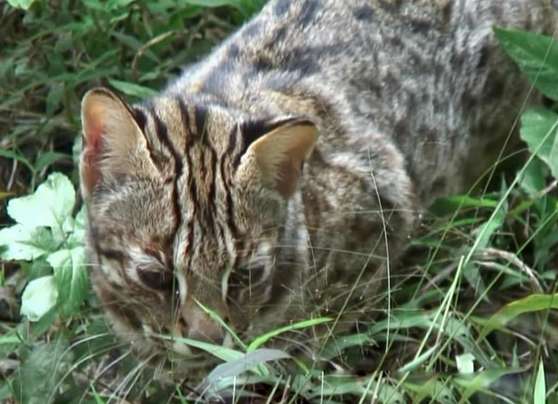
<box><xmin>88</xmin><ymin>348</ymin><xmax>133</xmax><ymax>396</ymax></box>
<box><xmin>102</xmin><ymin>350</ymin><xmax>149</xmax><ymax>404</ymax></box>
<box><xmin>46</xmin><ymin>341</ymin><xmax>126</xmax><ymax>404</ymax></box>
<box><xmin>119</xmin><ymin>353</ymin><xmax>155</xmax><ymax>403</ymax></box>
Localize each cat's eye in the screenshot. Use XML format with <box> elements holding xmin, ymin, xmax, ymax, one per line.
<box><xmin>137</xmin><ymin>266</ymin><xmax>174</xmax><ymax>290</ymax></box>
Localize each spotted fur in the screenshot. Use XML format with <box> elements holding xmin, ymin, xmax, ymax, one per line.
<box><xmin>80</xmin><ymin>0</ymin><xmax>557</xmax><ymax>365</ymax></box>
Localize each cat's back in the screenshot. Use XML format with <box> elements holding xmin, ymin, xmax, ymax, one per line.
<box><xmin>169</xmin><ymin>0</ymin><xmax>555</xmax><ymax>201</ymax></box>
<box><xmin>175</xmin><ymin>0</ymin><xmax>553</xmax><ymax>97</ymax></box>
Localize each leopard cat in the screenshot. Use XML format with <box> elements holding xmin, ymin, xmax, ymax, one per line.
<box><xmin>80</xmin><ymin>0</ymin><xmax>557</xmax><ymax>370</ymax></box>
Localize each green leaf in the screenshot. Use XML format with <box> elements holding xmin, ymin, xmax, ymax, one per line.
<box><xmin>0</xmin><ymin>333</ymin><xmax>21</xmax><ymax>346</ymax></box>
<box><xmin>0</xmin><ymin>149</ymin><xmax>33</xmax><ymax>172</ymax></box>
<box><xmin>107</xmin><ymin>79</ymin><xmax>157</xmax><ymax>98</ymax></box>
<box><xmin>247</xmin><ymin>317</ymin><xmax>332</xmax><ymax>352</ymax></box>
<box><xmin>398</xmin><ymin>346</ymin><xmax>437</xmax><ymax>373</ymax></box>
<box><xmin>480</xmin><ymin>293</ymin><xmax>558</xmax><ymax>337</ymax></box>
<box><xmin>534</xmin><ymin>360</ymin><xmax>546</xmax><ymax>404</ymax></box>
<box><xmin>0</xmin><ymin>225</ymin><xmax>56</xmax><ymax>260</ymax></box>
<box><xmin>66</xmin><ymin>207</ymin><xmax>86</xmax><ymax>248</ymax></box>
<box><xmin>45</xmin><ymin>82</ymin><xmax>64</xmax><ymax>115</ymax></box>
<box><xmin>34</xmin><ymin>151</ymin><xmax>69</xmax><ymax>173</ymax></box>
<box><xmin>47</xmin><ymin>247</ymin><xmax>88</xmax><ymax>315</ymax></box>
<box><xmin>404</xmin><ymin>378</ymin><xmax>454</xmax><ymax>404</ymax></box>
<box><xmin>472</xmin><ymin>200</ymin><xmax>507</xmax><ymax>252</ymax></box>
<box><xmin>495</xmin><ymin>28</ymin><xmax>558</xmax><ymax>100</ymax></box>
<box><xmin>456</xmin><ymin>353</ymin><xmax>475</xmax><ymax>375</ymax></box>
<box><xmin>20</xmin><ymin>275</ymin><xmax>58</xmax><ymax>321</ymax></box>
<box><xmin>180</xmin><ymin>0</ymin><xmax>243</xmax><ymax>8</ymax></box>
<box><xmin>155</xmin><ymin>334</ymin><xmax>244</xmax><ymax>362</ymax></box>
<box><xmin>455</xmin><ymin>368</ymin><xmax>523</xmax><ymax>401</ymax></box>
<box><xmin>7</xmin><ymin>173</ymin><xmax>75</xmax><ymax>234</ymax></box>
<box><xmin>207</xmin><ymin>348</ymin><xmax>290</xmax><ymax>384</ymax></box>
<box><xmin>6</xmin><ymin>0</ymin><xmax>36</xmax><ymax>10</ymax></box>
<box><xmin>520</xmin><ymin>108</ymin><xmax>558</xmax><ymax>179</ymax></box>
<box><xmin>519</xmin><ymin>157</ymin><xmax>547</xmax><ymax>196</ymax></box>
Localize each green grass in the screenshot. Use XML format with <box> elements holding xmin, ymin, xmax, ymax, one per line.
<box><xmin>1</xmin><ymin>2</ymin><xmax>558</xmax><ymax>403</ymax></box>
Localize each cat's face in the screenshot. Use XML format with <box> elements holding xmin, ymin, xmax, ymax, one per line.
<box><xmin>80</xmin><ymin>88</ymin><xmax>317</xmax><ymax>357</ymax></box>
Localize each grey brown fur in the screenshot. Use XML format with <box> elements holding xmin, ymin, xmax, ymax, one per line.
<box><xmin>80</xmin><ymin>0</ymin><xmax>557</xmax><ymax>368</ymax></box>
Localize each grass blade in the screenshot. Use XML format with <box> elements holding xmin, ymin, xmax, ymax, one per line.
<box><xmin>480</xmin><ymin>293</ymin><xmax>558</xmax><ymax>338</ymax></box>
<box><xmin>194</xmin><ymin>298</ymin><xmax>247</xmax><ymax>350</ymax></box>
<box><xmin>154</xmin><ymin>334</ymin><xmax>244</xmax><ymax>362</ymax></box>
<box><xmin>247</xmin><ymin>317</ymin><xmax>332</xmax><ymax>352</ymax></box>
<box><xmin>534</xmin><ymin>360</ymin><xmax>546</xmax><ymax>404</ymax></box>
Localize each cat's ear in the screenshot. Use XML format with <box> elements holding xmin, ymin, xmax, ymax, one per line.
<box><xmin>80</xmin><ymin>87</ymin><xmax>155</xmax><ymax>199</ymax></box>
<box><xmin>237</xmin><ymin>117</ymin><xmax>318</xmax><ymax>198</ymax></box>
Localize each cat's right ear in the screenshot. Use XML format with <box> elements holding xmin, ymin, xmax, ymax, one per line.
<box><xmin>236</xmin><ymin>117</ymin><xmax>318</xmax><ymax>198</ymax></box>
<box><xmin>80</xmin><ymin>87</ymin><xmax>156</xmax><ymax>200</ymax></box>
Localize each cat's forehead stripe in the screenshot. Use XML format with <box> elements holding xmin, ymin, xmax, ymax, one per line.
<box><xmin>220</xmin><ymin>125</ymin><xmax>241</xmax><ymax>240</ymax></box>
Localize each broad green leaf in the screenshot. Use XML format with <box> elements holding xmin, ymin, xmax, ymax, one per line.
<box><xmin>7</xmin><ymin>173</ymin><xmax>75</xmax><ymax>234</ymax></box>
<box><xmin>6</xmin><ymin>0</ymin><xmax>36</xmax><ymax>10</ymax></box>
<box><xmin>207</xmin><ymin>348</ymin><xmax>289</xmax><ymax>384</ymax></box>
<box><xmin>519</xmin><ymin>157</ymin><xmax>547</xmax><ymax>196</ymax></box>
<box><xmin>495</xmin><ymin>28</ymin><xmax>558</xmax><ymax>100</ymax></box>
<box><xmin>534</xmin><ymin>360</ymin><xmax>546</xmax><ymax>404</ymax></box>
<box><xmin>47</xmin><ymin>247</ymin><xmax>88</xmax><ymax>315</ymax></box>
<box><xmin>66</xmin><ymin>207</ymin><xmax>86</xmax><ymax>248</ymax></box>
<box><xmin>107</xmin><ymin>79</ymin><xmax>157</xmax><ymax>98</ymax></box>
<box><xmin>520</xmin><ymin>108</ymin><xmax>558</xmax><ymax>179</ymax></box>
<box><xmin>20</xmin><ymin>276</ymin><xmax>58</xmax><ymax>321</ymax></box>
<box><xmin>0</xmin><ymin>225</ymin><xmax>55</xmax><ymax>260</ymax></box>
<box><xmin>480</xmin><ymin>293</ymin><xmax>558</xmax><ymax>337</ymax></box>
<box><xmin>247</xmin><ymin>317</ymin><xmax>332</xmax><ymax>352</ymax></box>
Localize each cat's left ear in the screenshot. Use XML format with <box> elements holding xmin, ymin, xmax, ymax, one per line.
<box><xmin>236</xmin><ymin>117</ymin><xmax>318</xmax><ymax>198</ymax></box>
<box><xmin>80</xmin><ymin>87</ymin><xmax>157</xmax><ymax>200</ymax></box>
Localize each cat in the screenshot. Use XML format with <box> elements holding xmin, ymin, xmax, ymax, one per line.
<box><xmin>80</xmin><ymin>0</ymin><xmax>556</xmax><ymax>366</ymax></box>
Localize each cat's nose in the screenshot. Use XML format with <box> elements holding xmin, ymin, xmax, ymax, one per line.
<box><xmin>183</xmin><ymin>306</ymin><xmax>225</xmax><ymax>344</ymax></box>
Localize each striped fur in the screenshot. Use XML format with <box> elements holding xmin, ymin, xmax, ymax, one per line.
<box><xmin>80</xmin><ymin>0</ymin><xmax>557</xmax><ymax>368</ymax></box>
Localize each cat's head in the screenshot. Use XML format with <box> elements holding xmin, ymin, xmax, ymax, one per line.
<box><xmin>80</xmin><ymin>87</ymin><xmax>317</xmax><ymax>357</ymax></box>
